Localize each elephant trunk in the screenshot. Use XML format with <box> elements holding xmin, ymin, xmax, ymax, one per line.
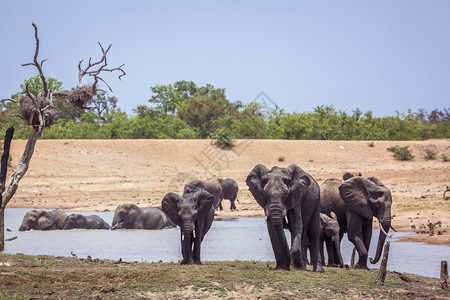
<box><xmin>181</xmin><ymin>228</ymin><xmax>194</xmax><ymax>264</ymax></box>
<box><xmin>266</xmin><ymin>201</ymin><xmax>286</xmax><ymax>227</ymax></box>
<box><xmin>370</xmin><ymin>217</ymin><xmax>391</xmax><ymax>264</ymax></box>
<box><xmin>333</xmin><ymin>237</ymin><xmax>344</xmax><ymax>267</ymax></box>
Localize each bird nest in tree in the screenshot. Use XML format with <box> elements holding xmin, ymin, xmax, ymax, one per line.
<box><xmin>19</xmin><ymin>95</ymin><xmax>56</xmax><ymax>127</ymax></box>
<box><xmin>68</xmin><ymin>85</ymin><xmax>96</xmax><ymax>108</ymax></box>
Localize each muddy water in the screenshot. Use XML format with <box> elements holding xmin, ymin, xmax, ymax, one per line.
<box><xmin>3</xmin><ymin>209</ymin><xmax>449</xmax><ymax>278</ymax></box>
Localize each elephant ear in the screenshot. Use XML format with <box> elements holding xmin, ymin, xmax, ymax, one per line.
<box><xmin>193</xmin><ymin>190</ymin><xmax>214</xmax><ymax>217</ymax></box>
<box><xmin>162</xmin><ymin>193</ymin><xmax>183</xmax><ymax>227</ymax></box>
<box><xmin>339</xmin><ymin>177</ymin><xmax>374</xmax><ymax>220</ymax></box>
<box><xmin>37</xmin><ymin>211</ymin><xmax>55</xmax><ymax>230</ymax></box>
<box><xmin>285</xmin><ymin>164</ymin><xmax>310</xmax><ymax>210</ymax></box>
<box><xmin>246</xmin><ymin>164</ymin><xmax>270</xmax><ymax>209</ymax></box>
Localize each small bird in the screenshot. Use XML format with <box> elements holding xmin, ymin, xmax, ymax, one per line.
<box><xmin>410</xmin><ymin>220</ymin><xmax>416</xmax><ymax>229</ymax></box>
<box><xmin>71</xmin><ymin>251</ymin><xmax>77</xmax><ymax>258</ymax></box>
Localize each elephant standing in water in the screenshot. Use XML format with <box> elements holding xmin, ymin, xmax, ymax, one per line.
<box><xmin>19</xmin><ymin>209</ymin><xmax>67</xmax><ymax>231</ymax></box>
<box><xmin>320</xmin><ymin>176</ymin><xmax>393</xmax><ymax>269</ymax></box>
<box><xmin>111</xmin><ymin>204</ymin><xmax>176</xmax><ymax>230</ymax></box>
<box><xmin>162</xmin><ymin>190</ymin><xmax>215</xmax><ymax>265</ymax></box>
<box><xmin>246</xmin><ymin>164</ymin><xmax>324</xmax><ymax>272</ymax></box>
<box><xmin>62</xmin><ymin>214</ymin><xmax>110</xmax><ymax>230</ymax></box>
<box><xmin>184</xmin><ymin>179</ymin><xmax>222</xmax><ymax>210</ymax></box>
<box><xmin>217</xmin><ymin>178</ymin><xmax>239</xmax><ymax>210</ymax></box>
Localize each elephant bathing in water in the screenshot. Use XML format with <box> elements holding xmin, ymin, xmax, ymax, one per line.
<box><xmin>111</xmin><ymin>204</ymin><xmax>176</xmax><ymax>230</ymax></box>
<box><xmin>320</xmin><ymin>176</ymin><xmax>393</xmax><ymax>269</ymax></box>
<box><xmin>184</xmin><ymin>179</ymin><xmax>222</xmax><ymax>210</ymax></box>
<box><xmin>246</xmin><ymin>164</ymin><xmax>324</xmax><ymax>272</ymax></box>
<box><xmin>19</xmin><ymin>209</ymin><xmax>67</xmax><ymax>231</ymax></box>
<box><xmin>162</xmin><ymin>190</ymin><xmax>215</xmax><ymax>265</ymax></box>
<box><xmin>62</xmin><ymin>214</ymin><xmax>111</xmax><ymax>230</ymax></box>
<box><xmin>217</xmin><ymin>178</ymin><xmax>239</xmax><ymax>210</ymax></box>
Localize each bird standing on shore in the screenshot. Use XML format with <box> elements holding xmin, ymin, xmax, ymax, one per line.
<box><xmin>410</xmin><ymin>220</ymin><xmax>416</xmax><ymax>229</ymax></box>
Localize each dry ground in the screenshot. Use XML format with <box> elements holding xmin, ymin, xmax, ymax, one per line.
<box><xmin>6</xmin><ymin>139</ymin><xmax>450</xmax><ymax>245</ymax></box>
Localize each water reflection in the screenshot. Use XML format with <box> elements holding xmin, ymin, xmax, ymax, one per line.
<box><xmin>2</xmin><ymin>208</ymin><xmax>449</xmax><ymax>278</ymax></box>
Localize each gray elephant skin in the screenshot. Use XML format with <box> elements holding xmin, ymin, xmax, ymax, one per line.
<box><xmin>184</xmin><ymin>179</ymin><xmax>222</xmax><ymax>210</ymax></box>
<box><xmin>320</xmin><ymin>176</ymin><xmax>392</xmax><ymax>269</ymax></box>
<box><xmin>217</xmin><ymin>178</ymin><xmax>239</xmax><ymax>210</ymax></box>
<box><xmin>112</xmin><ymin>204</ymin><xmax>176</xmax><ymax>230</ymax></box>
<box><xmin>62</xmin><ymin>214</ymin><xmax>110</xmax><ymax>230</ymax></box>
<box><xmin>246</xmin><ymin>164</ymin><xmax>324</xmax><ymax>271</ymax></box>
<box><xmin>19</xmin><ymin>209</ymin><xmax>67</xmax><ymax>231</ymax></box>
<box><xmin>162</xmin><ymin>190</ymin><xmax>215</xmax><ymax>265</ymax></box>
<box><xmin>319</xmin><ymin>212</ymin><xmax>343</xmax><ymax>267</ymax></box>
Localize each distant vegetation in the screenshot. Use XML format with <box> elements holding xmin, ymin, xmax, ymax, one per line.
<box><xmin>1</xmin><ymin>77</ymin><xmax>449</xmax><ymax>141</ymax></box>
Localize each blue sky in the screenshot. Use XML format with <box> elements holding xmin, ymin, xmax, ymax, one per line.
<box><xmin>1</xmin><ymin>1</ymin><xmax>449</xmax><ymax>117</ymax></box>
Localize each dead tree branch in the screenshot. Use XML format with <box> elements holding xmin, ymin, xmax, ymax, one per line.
<box><xmin>21</xmin><ymin>23</ymin><xmax>49</xmax><ymax>97</ymax></box>
<box><xmin>77</xmin><ymin>42</ymin><xmax>126</xmax><ymax>92</ymax></box>
<box><xmin>375</xmin><ymin>242</ymin><xmax>390</xmax><ymax>284</ymax></box>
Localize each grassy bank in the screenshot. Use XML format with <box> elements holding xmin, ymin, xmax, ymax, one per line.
<box><xmin>0</xmin><ymin>254</ymin><xmax>447</xmax><ymax>299</ymax></box>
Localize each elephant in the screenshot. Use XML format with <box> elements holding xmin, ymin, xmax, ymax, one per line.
<box><xmin>162</xmin><ymin>189</ymin><xmax>215</xmax><ymax>265</ymax></box>
<box><xmin>246</xmin><ymin>164</ymin><xmax>324</xmax><ymax>272</ymax></box>
<box><xmin>319</xmin><ymin>212</ymin><xmax>343</xmax><ymax>267</ymax></box>
<box><xmin>184</xmin><ymin>179</ymin><xmax>223</xmax><ymax>210</ymax></box>
<box><xmin>217</xmin><ymin>178</ymin><xmax>239</xmax><ymax>210</ymax></box>
<box><xmin>62</xmin><ymin>214</ymin><xmax>111</xmax><ymax>230</ymax></box>
<box><xmin>320</xmin><ymin>176</ymin><xmax>393</xmax><ymax>269</ymax></box>
<box><xmin>19</xmin><ymin>209</ymin><xmax>67</xmax><ymax>231</ymax></box>
<box><xmin>111</xmin><ymin>204</ymin><xmax>176</xmax><ymax>230</ymax></box>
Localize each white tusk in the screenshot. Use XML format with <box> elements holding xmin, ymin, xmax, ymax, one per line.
<box><xmin>111</xmin><ymin>224</ymin><xmax>118</xmax><ymax>230</ymax></box>
<box><xmin>193</xmin><ymin>231</ymin><xmax>196</xmax><ymax>239</ymax></box>
<box><xmin>264</xmin><ymin>216</ymin><xmax>267</xmax><ymax>223</ymax></box>
<box><xmin>182</xmin><ymin>233</ymin><xmax>184</xmax><ymax>241</ymax></box>
<box><xmin>285</xmin><ymin>216</ymin><xmax>289</xmax><ymax>224</ymax></box>
<box><xmin>378</xmin><ymin>220</ymin><xmax>388</xmax><ymax>236</ymax></box>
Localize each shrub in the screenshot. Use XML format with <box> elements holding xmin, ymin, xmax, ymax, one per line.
<box><xmin>441</xmin><ymin>154</ymin><xmax>449</xmax><ymax>162</ymax></box>
<box><xmin>423</xmin><ymin>148</ymin><xmax>437</xmax><ymax>160</ymax></box>
<box><xmin>387</xmin><ymin>145</ymin><xmax>414</xmax><ymax>161</ymax></box>
<box><xmin>278</xmin><ymin>156</ymin><xmax>285</xmax><ymax>162</ymax></box>
<box><xmin>213</xmin><ymin>128</ymin><xmax>235</xmax><ymax>150</ymax></box>
<box><xmin>368</xmin><ymin>142</ymin><xmax>374</xmax><ymax>147</ymax></box>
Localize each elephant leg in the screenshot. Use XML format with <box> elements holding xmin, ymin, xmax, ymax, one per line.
<box><xmin>306</xmin><ymin>210</ymin><xmax>324</xmax><ymax>272</ymax></box>
<box><xmin>320</xmin><ymin>239</ymin><xmax>326</xmax><ymax>266</ymax></box>
<box><xmin>347</xmin><ymin>213</ymin><xmax>368</xmax><ymax>269</ymax></box>
<box><xmin>287</xmin><ymin>210</ymin><xmax>304</xmax><ymax>270</ymax></box>
<box><xmin>192</xmin><ymin>227</ymin><xmax>203</xmax><ymax>264</ymax></box>
<box><xmin>362</xmin><ymin>219</ymin><xmax>373</xmax><ymax>256</ymax></box>
<box><xmin>325</xmin><ymin>239</ymin><xmax>334</xmax><ymax>266</ymax></box>
<box><xmin>230</xmin><ymin>196</ymin><xmax>237</xmax><ymax>210</ymax></box>
<box><xmin>267</xmin><ymin>221</ymin><xmax>291</xmax><ymax>270</ymax></box>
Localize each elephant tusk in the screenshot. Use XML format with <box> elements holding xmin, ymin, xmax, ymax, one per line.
<box><xmin>264</xmin><ymin>216</ymin><xmax>267</xmax><ymax>223</ymax></box>
<box><xmin>285</xmin><ymin>216</ymin><xmax>289</xmax><ymax>225</ymax></box>
<box><xmin>193</xmin><ymin>231</ymin><xmax>196</xmax><ymax>239</ymax></box>
<box><xmin>182</xmin><ymin>233</ymin><xmax>184</xmax><ymax>241</ymax></box>
<box><xmin>390</xmin><ymin>225</ymin><xmax>398</xmax><ymax>232</ymax></box>
<box><xmin>111</xmin><ymin>224</ymin><xmax>118</xmax><ymax>230</ymax></box>
<box><xmin>378</xmin><ymin>220</ymin><xmax>389</xmax><ymax>236</ymax></box>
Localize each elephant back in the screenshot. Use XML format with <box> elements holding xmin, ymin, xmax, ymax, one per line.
<box><xmin>49</xmin><ymin>209</ymin><xmax>67</xmax><ymax>229</ymax></box>
<box><xmin>319</xmin><ymin>178</ymin><xmax>347</xmax><ymax>233</ymax></box>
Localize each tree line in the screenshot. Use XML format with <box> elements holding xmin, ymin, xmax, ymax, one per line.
<box><xmin>1</xmin><ymin>77</ymin><xmax>449</xmax><ymax>140</ymax></box>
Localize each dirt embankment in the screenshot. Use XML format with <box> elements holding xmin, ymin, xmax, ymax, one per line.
<box><xmin>6</xmin><ymin>139</ymin><xmax>450</xmax><ymax>245</ymax></box>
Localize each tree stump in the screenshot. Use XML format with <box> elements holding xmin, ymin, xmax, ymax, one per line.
<box><xmin>441</xmin><ymin>260</ymin><xmax>448</xmax><ymax>290</ymax></box>
<box><xmin>375</xmin><ymin>242</ymin><xmax>390</xmax><ymax>283</ymax></box>
<box><xmin>350</xmin><ymin>247</ymin><xmax>356</xmax><ymax>267</ymax></box>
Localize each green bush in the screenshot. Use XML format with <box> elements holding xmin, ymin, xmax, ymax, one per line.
<box><xmin>278</xmin><ymin>156</ymin><xmax>285</xmax><ymax>162</ymax></box>
<box><xmin>387</xmin><ymin>145</ymin><xmax>415</xmax><ymax>161</ymax></box>
<box><xmin>368</xmin><ymin>142</ymin><xmax>374</xmax><ymax>147</ymax></box>
<box><xmin>213</xmin><ymin>128</ymin><xmax>235</xmax><ymax>150</ymax></box>
<box><xmin>423</xmin><ymin>148</ymin><xmax>437</xmax><ymax>160</ymax></box>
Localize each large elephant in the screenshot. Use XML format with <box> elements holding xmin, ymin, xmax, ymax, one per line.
<box><xmin>184</xmin><ymin>179</ymin><xmax>222</xmax><ymax>210</ymax></box>
<box><xmin>162</xmin><ymin>190</ymin><xmax>215</xmax><ymax>265</ymax></box>
<box><xmin>319</xmin><ymin>212</ymin><xmax>343</xmax><ymax>267</ymax></box>
<box><xmin>246</xmin><ymin>164</ymin><xmax>324</xmax><ymax>272</ymax></box>
<box><xmin>62</xmin><ymin>214</ymin><xmax>111</xmax><ymax>230</ymax></box>
<box><xmin>320</xmin><ymin>176</ymin><xmax>393</xmax><ymax>269</ymax></box>
<box><xmin>217</xmin><ymin>178</ymin><xmax>239</xmax><ymax>210</ymax></box>
<box><xmin>19</xmin><ymin>209</ymin><xmax>67</xmax><ymax>231</ymax></box>
<box><xmin>111</xmin><ymin>204</ymin><xmax>176</xmax><ymax>230</ymax></box>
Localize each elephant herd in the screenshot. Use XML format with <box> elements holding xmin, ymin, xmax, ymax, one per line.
<box><xmin>17</xmin><ymin>166</ymin><xmax>393</xmax><ymax>272</ymax></box>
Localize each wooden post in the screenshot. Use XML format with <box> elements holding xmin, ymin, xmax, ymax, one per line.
<box><xmin>350</xmin><ymin>247</ymin><xmax>356</xmax><ymax>267</ymax></box>
<box><xmin>441</xmin><ymin>260</ymin><xmax>448</xmax><ymax>290</ymax></box>
<box><xmin>375</xmin><ymin>242</ymin><xmax>390</xmax><ymax>283</ymax></box>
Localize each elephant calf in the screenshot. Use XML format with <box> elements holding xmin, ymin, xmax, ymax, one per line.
<box><xmin>19</xmin><ymin>209</ymin><xmax>67</xmax><ymax>231</ymax></box>
<box><xmin>319</xmin><ymin>212</ymin><xmax>343</xmax><ymax>267</ymax></box>
<box><xmin>62</xmin><ymin>214</ymin><xmax>111</xmax><ymax>230</ymax></box>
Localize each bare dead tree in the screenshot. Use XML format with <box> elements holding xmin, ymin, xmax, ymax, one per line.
<box><xmin>0</xmin><ymin>23</ymin><xmax>125</xmax><ymax>251</ymax></box>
